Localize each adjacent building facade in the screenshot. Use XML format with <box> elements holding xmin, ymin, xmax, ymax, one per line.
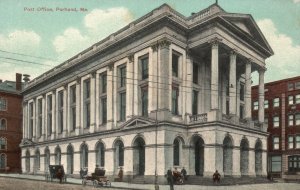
<box><xmin>0</xmin><ymin>73</ymin><xmax>23</xmax><ymax>173</ymax></box>
<box><xmin>20</xmin><ymin>4</ymin><xmax>273</xmax><ymax>182</ymax></box>
<box><xmin>252</xmin><ymin>76</ymin><xmax>300</xmax><ymax>179</ymax></box>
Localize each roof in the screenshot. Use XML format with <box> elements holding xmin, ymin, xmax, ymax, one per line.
<box><xmin>252</xmin><ymin>75</ymin><xmax>300</xmax><ymax>89</ymax></box>
<box><xmin>24</xmin><ymin>3</ymin><xmax>273</xmax><ymax>93</ymax></box>
<box><xmin>0</xmin><ymin>81</ymin><xmax>23</xmax><ymax>94</ymax></box>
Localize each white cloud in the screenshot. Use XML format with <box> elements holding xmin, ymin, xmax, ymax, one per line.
<box><xmin>0</xmin><ymin>30</ymin><xmax>41</xmax><ymax>54</ymax></box>
<box><xmin>53</xmin><ymin>28</ymin><xmax>90</xmax><ymax>59</ymax></box>
<box><xmin>84</xmin><ymin>7</ymin><xmax>133</xmax><ymax>39</ymax></box>
<box><xmin>257</xmin><ymin>19</ymin><xmax>300</xmax><ymax>82</ymax></box>
<box><xmin>52</xmin><ymin>7</ymin><xmax>133</xmax><ymax>60</ymax></box>
<box><xmin>293</xmin><ymin>0</ymin><xmax>300</xmax><ymax>3</ymax></box>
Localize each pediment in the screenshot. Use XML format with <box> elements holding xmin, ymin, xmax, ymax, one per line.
<box><xmin>121</xmin><ymin>117</ymin><xmax>155</xmax><ymax>128</ymax></box>
<box><xmin>20</xmin><ymin>139</ymin><xmax>34</xmax><ymax>146</ymax></box>
<box><xmin>221</xmin><ymin>14</ymin><xmax>274</xmax><ymax>56</ymax></box>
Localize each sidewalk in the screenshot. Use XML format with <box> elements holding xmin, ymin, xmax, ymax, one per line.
<box><xmin>0</xmin><ymin>173</ymin><xmax>299</xmax><ymax>190</ymax></box>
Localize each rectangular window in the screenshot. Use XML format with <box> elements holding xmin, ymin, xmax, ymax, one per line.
<box><xmin>273</xmin><ymin>137</ymin><xmax>280</xmax><ymax>150</ymax></box>
<box><xmin>288</xmin><ymin>115</ymin><xmax>294</xmax><ymax>127</ymax></box>
<box><xmin>192</xmin><ymin>90</ymin><xmax>198</xmax><ymax>115</ymax></box>
<box><xmin>141</xmin><ymin>88</ymin><xmax>148</xmax><ymax>116</ymax></box>
<box><xmin>273</xmin><ymin>116</ymin><xmax>280</xmax><ymax>128</ymax></box>
<box><xmin>101</xmin><ymin>98</ymin><xmax>107</xmax><ymax>124</ymax></box>
<box><xmin>240</xmin><ymin>105</ymin><xmax>244</xmax><ymax>119</ymax></box>
<box><xmin>296</xmin><ymin>136</ymin><xmax>300</xmax><ymax>149</ymax></box>
<box><xmin>193</xmin><ymin>63</ymin><xmax>198</xmax><ymax>84</ymax></box>
<box><xmin>47</xmin><ymin>95</ymin><xmax>52</xmax><ymax>136</ymax></box>
<box><xmin>296</xmin><ymin>94</ymin><xmax>300</xmax><ymax>104</ymax></box>
<box><xmin>172</xmin><ymin>87</ymin><xmax>179</xmax><ymax>115</ymax></box>
<box><xmin>288</xmin><ymin>136</ymin><xmax>294</xmax><ymax>149</ymax></box>
<box><xmin>141</xmin><ymin>57</ymin><xmax>149</xmax><ymax>80</ymax></box>
<box><xmin>101</xmin><ymin>73</ymin><xmax>107</xmax><ymax>94</ymax></box>
<box><xmin>240</xmin><ymin>83</ymin><xmax>245</xmax><ymax>101</ymax></box>
<box><xmin>296</xmin><ymin>114</ymin><xmax>300</xmax><ymax>125</ymax></box>
<box><xmin>58</xmin><ymin>91</ymin><xmax>64</xmax><ymax>133</ymax></box>
<box><xmin>120</xmin><ymin>66</ymin><xmax>126</xmax><ymax>88</ymax></box>
<box><xmin>120</xmin><ymin>92</ymin><xmax>126</xmax><ymax>121</ymax></box>
<box><xmin>264</xmin><ymin>100</ymin><xmax>269</xmax><ymax>109</ymax></box>
<box><xmin>84</xmin><ymin>79</ymin><xmax>90</xmax><ymax>128</ymax></box>
<box><xmin>264</xmin><ymin>117</ymin><xmax>268</xmax><ymax>125</ymax></box>
<box><xmin>288</xmin><ymin>95</ymin><xmax>294</xmax><ymax>105</ymax></box>
<box><xmin>273</xmin><ymin>98</ymin><xmax>280</xmax><ymax>107</ymax></box>
<box><xmin>271</xmin><ymin>156</ymin><xmax>282</xmax><ymax>172</ymax></box>
<box><xmin>172</xmin><ymin>54</ymin><xmax>179</xmax><ymax>77</ymax></box>
<box><xmin>0</xmin><ymin>97</ymin><xmax>7</xmax><ymax>111</ymax></box>
<box><xmin>37</xmin><ymin>99</ymin><xmax>42</xmax><ymax>138</ymax></box>
<box><xmin>253</xmin><ymin>101</ymin><xmax>258</xmax><ymax>110</ymax></box>
<box><xmin>296</xmin><ymin>82</ymin><xmax>300</xmax><ymax>90</ymax></box>
<box><xmin>70</xmin><ymin>85</ymin><xmax>76</xmax><ymax>131</ymax></box>
<box><xmin>288</xmin><ymin>156</ymin><xmax>300</xmax><ymax>172</ymax></box>
<box><xmin>288</xmin><ymin>83</ymin><xmax>294</xmax><ymax>91</ymax></box>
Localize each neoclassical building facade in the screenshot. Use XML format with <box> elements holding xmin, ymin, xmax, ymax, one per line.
<box><xmin>20</xmin><ymin>3</ymin><xmax>273</xmax><ymax>182</ymax></box>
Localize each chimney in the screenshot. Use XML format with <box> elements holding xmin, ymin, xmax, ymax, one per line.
<box><xmin>16</xmin><ymin>73</ymin><xmax>22</xmax><ymax>91</ymax></box>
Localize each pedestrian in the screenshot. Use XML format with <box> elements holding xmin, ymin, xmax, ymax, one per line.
<box><xmin>56</xmin><ymin>166</ymin><xmax>63</xmax><ymax>184</ymax></box>
<box><xmin>181</xmin><ymin>167</ymin><xmax>187</xmax><ymax>181</ymax></box>
<box><xmin>118</xmin><ymin>167</ymin><xmax>123</xmax><ymax>182</ymax></box>
<box><xmin>213</xmin><ymin>170</ymin><xmax>221</xmax><ymax>184</ymax></box>
<box><xmin>167</xmin><ymin>168</ymin><xmax>174</xmax><ymax>190</ymax></box>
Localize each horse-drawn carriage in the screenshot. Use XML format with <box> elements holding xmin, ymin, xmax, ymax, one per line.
<box><xmin>82</xmin><ymin>168</ymin><xmax>111</xmax><ymax>187</ymax></box>
<box><xmin>45</xmin><ymin>165</ymin><xmax>66</xmax><ymax>183</ymax></box>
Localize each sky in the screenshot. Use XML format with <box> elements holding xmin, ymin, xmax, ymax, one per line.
<box><xmin>0</xmin><ymin>0</ymin><xmax>299</xmax><ymax>85</ymax></box>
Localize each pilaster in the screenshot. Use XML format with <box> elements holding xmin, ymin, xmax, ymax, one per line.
<box><xmin>232</xmin><ymin>148</ymin><xmax>241</xmax><ymax>177</ymax></box>
<box><xmin>229</xmin><ymin>50</ymin><xmax>237</xmax><ymax>115</ymax></box>
<box><xmin>107</xmin><ymin>66</ymin><xmax>114</xmax><ymax>130</ymax></box>
<box><xmin>51</xmin><ymin>90</ymin><xmax>56</xmax><ymax>140</ymax></box>
<box><xmin>75</xmin><ymin>79</ymin><xmax>81</xmax><ymax>135</ymax></box>
<box><xmin>126</xmin><ymin>55</ymin><xmax>134</xmax><ymax>118</ymax></box>
<box><xmin>90</xmin><ymin>72</ymin><xmax>96</xmax><ymax>133</ymax></box>
<box><xmin>210</xmin><ymin>38</ymin><xmax>220</xmax><ymax>110</ymax></box>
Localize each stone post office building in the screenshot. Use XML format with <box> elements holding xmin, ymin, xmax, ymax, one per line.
<box><xmin>20</xmin><ymin>3</ymin><xmax>273</xmax><ymax>182</ymax></box>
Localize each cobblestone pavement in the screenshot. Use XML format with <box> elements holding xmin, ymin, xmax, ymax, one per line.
<box><xmin>0</xmin><ymin>174</ymin><xmax>299</xmax><ymax>190</ymax></box>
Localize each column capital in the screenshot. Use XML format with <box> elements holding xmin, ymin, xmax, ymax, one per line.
<box><xmin>158</xmin><ymin>38</ymin><xmax>171</xmax><ymax>49</ymax></box>
<box><xmin>229</xmin><ymin>49</ymin><xmax>238</xmax><ymax>57</ymax></box>
<box><xmin>186</xmin><ymin>48</ymin><xmax>193</xmax><ymax>59</ymax></box>
<box><xmin>151</xmin><ymin>43</ymin><xmax>159</xmax><ymax>52</ymax></box>
<box><xmin>128</xmin><ymin>54</ymin><xmax>134</xmax><ymax>62</ymax></box>
<box><xmin>258</xmin><ymin>67</ymin><xmax>267</xmax><ymax>73</ymax></box>
<box><xmin>209</xmin><ymin>37</ymin><xmax>222</xmax><ymax>48</ymax></box>
<box><xmin>91</xmin><ymin>71</ymin><xmax>96</xmax><ymax>78</ymax></box>
<box><xmin>52</xmin><ymin>89</ymin><xmax>56</xmax><ymax>94</ymax></box>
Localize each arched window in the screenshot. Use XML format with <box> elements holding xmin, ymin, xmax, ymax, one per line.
<box><xmin>0</xmin><ymin>137</ymin><xmax>6</xmax><ymax>150</ymax></box>
<box><xmin>35</xmin><ymin>150</ymin><xmax>40</xmax><ymax>171</ymax></box>
<box><xmin>55</xmin><ymin>147</ymin><xmax>61</xmax><ymax>165</ymax></box>
<box><xmin>44</xmin><ymin>148</ymin><xmax>50</xmax><ymax>172</ymax></box>
<box><xmin>114</xmin><ymin>140</ymin><xmax>124</xmax><ymax>167</ymax></box>
<box><xmin>240</xmin><ymin>138</ymin><xmax>249</xmax><ymax>175</ymax></box>
<box><xmin>0</xmin><ymin>119</ymin><xmax>6</xmax><ymax>130</ymax></box>
<box><xmin>67</xmin><ymin>145</ymin><xmax>74</xmax><ymax>174</ymax></box>
<box><xmin>173</xmin><ymin>139</ymin><xmax>180</xmax><ymax>166</ymax></box>
<box><xmin>80</xmin><ymin>144</ymin><xmax>88</xmax><ymax>168</ymax></box>
<box><xmin>223</xmin><ymin>136</ymin><xmax>233</xmax><ymax>176</ymax></box>
<box><xmin>0</xmin><ymin>154</ymin><xmax>6</xmax><ymax>169</ymax></box>
<box><xmin>96</xmin><ymin>142</ymin><xmax>105</xmax><ymax>167</ymax></box>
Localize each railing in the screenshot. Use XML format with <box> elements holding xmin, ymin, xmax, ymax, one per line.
<box><xmin>189</xmin><ymin>113</ymin><xmax>207</xmax><ymax>123</ymax></box>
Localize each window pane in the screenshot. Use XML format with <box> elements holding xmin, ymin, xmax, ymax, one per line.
<box><xmin>0</xmin><ymin>98</ymin><xmax>7</xmax><ymax>111</ymax></box>
<box><xmin>271</xmin><ymin>156</ymin><xmax>281</xmax><ymax>172</ymax></box>
<box><xmin>296</xmin><ymin>94</ymin><xmax>300</xmax><ymax>104</ymax></box>
<box><xmin>193</xmin><ymin>63</ymin><xmax>198</xmax><ymax>84</ymax></box>
<box><xmin>192</xmin><ymin>90</ymin><xmax>198</xmax><ymax>115</ymax></box>
<box><xmin>273</xmin><ymin>98</ymin><xmax>279</xmax><ymax>107</ymax></box>
<box><xmin>264</xmin><ymin>100</ymin><xmax>269</xmax><ymax>109</ymax></box>
<box><xmin>296</xmin><ymin>114</ymin><xmax>300</xmax><ymax>125</ymax></box>
<box><xmin>120</xmin><ymin>67</ymin><xmax>126</xmax><ymax>87</ymax></box>
<box><xmin>141</xmin><ymin>57</ymin><xmax>149</xmax><ymax>80</ymax></box>
<box><xmin>172</xmin><ymin>88</ymin><xmax>178</xmax><ymax>115</ymax></box>
<box><xmin>288</xmin><ymin>96</ymin><xmax>294</xmax><ymax>105</ymax></box>
<box><xmin>172</xmin><ymin>54</ymin><xmax>179</xmax><ymax>77</ymax></box>
<box><xmin>288</xmin><ymin>136</ymin><xmax>294</xmax><ymax>149</ymax></box>
<box><xmin>273</xmin><ymin>116</ymin><xmax>279</xmax><ymax>127</ymax></box>
<box><xmin>253</xmin><ymin>101</ymin><xmax>258</xmax><ymax>110</ymax></box>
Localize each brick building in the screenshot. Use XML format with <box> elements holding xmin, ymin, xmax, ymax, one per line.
<box><xmin>0</xmin><ymin>73</ymin><xmax>23</xmax><ymax>173</ymax></box>
<box><xmin>252</xmin><ymin>76</ymin><xmax>300</xmax><ymax>179</ymax></box>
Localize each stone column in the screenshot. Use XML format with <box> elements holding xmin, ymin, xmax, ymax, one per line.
<box><xmin>203</xmin><ymin>146</ymin><xmax>217</xmax><ymax>177</ymax></box>
<box><xmin>232</xmin><ymin>148</ymin><xmax>241</xmax><ymax>177</ymax></box>
<box><xmin>157</xmin><ymin>39</ymin><xmax>171</xmax><ymax>120</ymax></box>
<box><xmin>107</xmin><ymin>66</ymin><xmax>114</xmax><ymax>130</ymax></box>
<box><xmin>258</xmin><ymin>69</ymin><xmax>265</xmax><ymax>123</ymax></box>
<box><xmin>51</xmin><ymin>90</ymin><xmax>56</xmax><ymax>140</ymax></box>
<box><xmin>75</xmin><ymin>79</ymin><xmax>81</xmax><ymax>135</ymax></box>
<box><xmin>245</xmin><ymin>61</ymin><xmax>252</xmax><ymax>119</ymax></box>
<box><xmin>229</xmin><ymin>51</ymin><xmax>237</xmax><ymax>115</ymax></box>
<box><xmin>149</xmin><ymin>45</ymin><xmax>158</xmax><ymax>115</ymax></box>
<box><xmin>126</xmin><ymin>55</ymin><xmax>134</xmax><ymax>118</ymax></box>
<box><xmin>123</xmin><ymin>147</ymin><xmax>133</xmax><ymax>177</ymax></box>
<box><xmin>210</xmin><ymin>39</ymin><xmax>219</xmax><ymax>110</ymax></box>
<box><xmin>62</xmin><ymin>86</ymin><xmax>68</xmax><ymax>137</ymax></box>
<box><xmin>23</xmin><ymin>102</ymin><xmax>27</xmax><ymax>139</ymax></box>
<box><xmin>262</xmin><ymin>151</ymin><xmax>267</xmax><ymax>176</ymax></box>
<box><xmin>185</xmin><ymin>51</ymin><xmax>193</xmax><ymax>117</ymax></box>
<box><xmin>90</xmin><ymin>73</ymin><xmax>96</xmax><ymax>133</ymax></box>
<box><xmin>73</xmin><ymin>151</ymin><xmax>81</xmax><ymax>174</ymax></box>
<box><xmin>88</xmin><ymin>150</ymin><xmax>96</xmax><ymax>173</ymax></box>
<box><xmin>41</xmin><ymin>96</ymin><xmax>45</xmax><ymax>140</ymax></box>
<box><xmin>32</xmin><ymin>99</ymin><xmax>36</xmax><ymax>141</ymax></box>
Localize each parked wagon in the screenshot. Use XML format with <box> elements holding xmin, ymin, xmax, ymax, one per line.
<box><xmin>82</xmin><ymin>168</ymin><xmax>111</xmax><ymax>187</ymax></box>
<box><xmin>45</xmin><ymin>165</ymin><xmax>66</xmax><ymax>183</ymax></box>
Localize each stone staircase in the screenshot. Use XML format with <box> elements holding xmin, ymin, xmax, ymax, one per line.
<box><xmin>131</xmin><ymin>175</ymin><xmax>146</xmax><ymax>184</ymax></box>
